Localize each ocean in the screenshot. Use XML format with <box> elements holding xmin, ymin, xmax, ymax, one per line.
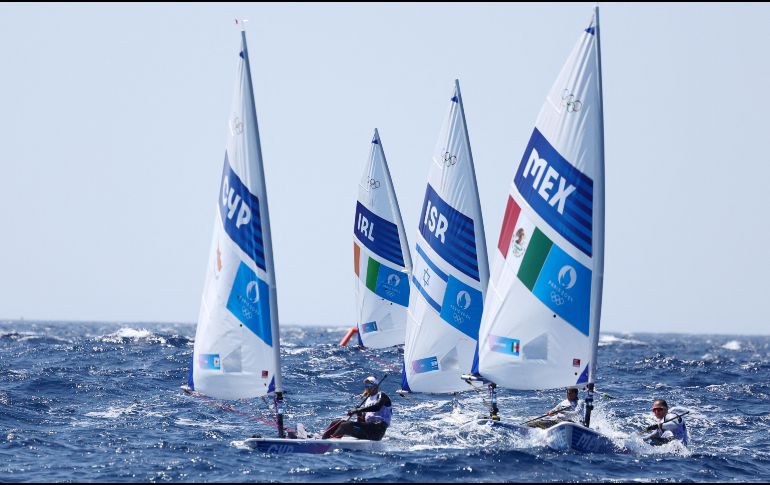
<box><xmin>1</xmin><ymin>321</ymin><xmax>769</xmax><ymax>482</ymax></box>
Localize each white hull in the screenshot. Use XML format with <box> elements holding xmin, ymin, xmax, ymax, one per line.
<box><xmin>476</xmin><ymin>419</ymin><xmax>617</xmax><ymax>453</ymax></box>
<box><xmin>244</xmin><ymin>436</ymin><xmax>383</xmax><ymax>454</ymax></box>
<box><xmin>543</xmin><ymin>421</ymin><xmax>616</xmax><ymax>453</ymax></box>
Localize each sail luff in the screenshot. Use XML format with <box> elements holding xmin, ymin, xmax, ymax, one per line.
<box><xmin>240</xmin><ymin>30</ymin><xmax>283</xmax><ymax>394</ymax></box>
<box><xmin>454</xmin><ymin>79</ymin><xmax>489</xmax><ymax>299</ymax></box>
<box><xmin>587</xmin><ymin>5</ymin><xmax>605</xmax><ymax>387</ymax></box>
<box><xmin>375</xmin><ymin>128</ymin><xmax>413</xmax><ymax>274</ymax></box>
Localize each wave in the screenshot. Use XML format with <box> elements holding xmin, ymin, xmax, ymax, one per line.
<box><xmin>722</xmin><ymin>340</ymin><xmax>742</xmax><ymax>351</ymax></box>
<box><xmin>0</xmin><ymin>331</ymin><xmax>71</xmax><ymax>344</ymax></box>
<box><xmin>94</xmin><ymin>327</ymin><xmax>191</xmax><ymax>347</ymax></box>
<box><xmin>85</xmin><ymin>403</ymin><xmax>139</xmax><ymax>419</ymax></box>
<box><xmin>599</xmin><ymin>334</ymin><xmax>647</xmax><ymax>346</ymax></box>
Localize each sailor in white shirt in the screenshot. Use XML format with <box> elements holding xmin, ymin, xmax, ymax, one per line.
<box><xmin>644</xmin><ymin>399</ymin><xmax>689</xmax><ymax>446</ymax></box>
<box><xmin>528</xmin><ymin>387</ymin><xmax>585</xmax><ymax>428</ymax></box>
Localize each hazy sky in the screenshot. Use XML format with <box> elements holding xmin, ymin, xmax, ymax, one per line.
<box><xmin>1</xmin><ymin>3</ymin><xmax>768</xmax><ymax>335</ymax></box>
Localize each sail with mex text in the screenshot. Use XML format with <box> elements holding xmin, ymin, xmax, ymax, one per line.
<box><xmin>477</xmin><ymin>9</ymin><xmax>605</xmax><ymax>393</ymax></box>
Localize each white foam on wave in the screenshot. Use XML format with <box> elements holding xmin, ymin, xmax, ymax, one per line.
<box><xmin>175</xmin><ymin>417</ymin><xmax>240</xmax><ymax>431</ymax></box>
<box><xmin>283</xmin><ymin>347</ymin><xmax>310</xmax><ymax>356</ymax></box>
<box><xmin>114</xmin><ymin>328</ymin><xmax>152</xmax><ymax>339</ymax></box>
<box><xmin>621</xmin><ymin>433</ymin><xmax>692</xmax><ymax>457</ymax></box>
<box><xmin>231</xmin><ymin>439</ymin><xmax>253</xmax><ymax>450</ymax></box>
<box><xmin>722</xmin><ymin>340</ymin><xmax>742</xmax><ymax>351</ymax></box>
<box><xmin>17</xmin><ymin>334</ymin><xmax>71</xmax><ymax>343</ymax></box>
<box><xmin>99</xmin><ymin>327</ymin><xmax>167</xmax><ymax>345</ymax></box>
<box><xmin>599</xmin><ymin>334</ymin><xmax>646</xmax><ymax>346</ymax></box>
<box><xmin>85</xmin><ymin>403</ymin><xmax>139</xmax><ymax>419</ymax></box>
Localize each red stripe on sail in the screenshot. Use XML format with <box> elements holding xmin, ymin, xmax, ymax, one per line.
<box><xmin>497</xmin><ymin>196</ymin><xmax>521</xmax><ymax>257</ymax></box>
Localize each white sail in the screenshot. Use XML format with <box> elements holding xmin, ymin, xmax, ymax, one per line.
<box><xmin>188</xmin><ymin>31</ymin><xmax>282</xmax><ymax>400</ymax></box>
<box><xmin>402</xmin><ymin>80</ymin><xmax>490</xmax><ymax>394</ymax></box>
<box><xmin>477</xmin><ymin>10</ymin><xmax>605</xmax><ymax>390</ymax></box>
<box><xmin>353</xmin><ymin>129</ymin><xmax>413</xmax><ymax>348</ymax></box>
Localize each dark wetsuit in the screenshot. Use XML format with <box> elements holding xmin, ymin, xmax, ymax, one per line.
<box><xmin>324</xmin><ymin>392</ymin><xmax>392</xmax><ymax>441</ymax></box>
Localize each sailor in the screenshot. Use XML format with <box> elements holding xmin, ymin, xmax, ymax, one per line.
<box><xmin>528</xmin><ymin>386</ymin><xmax>585</xmax><ymax>428</ymax></box>
<box><xmin>644</xmin><ymin>399</ymin><xmax>689</xmax><ymax>445</ymax></box>
<box><xmin>323</xmin><ymin>376</ymin><xmax>392</xmax><ymax>441</ymax></box>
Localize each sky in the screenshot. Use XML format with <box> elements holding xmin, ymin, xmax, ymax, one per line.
<box><xmin>0</xmin><ymin>3</ymin><xmax>768</xmax><ymax>335</ymax></box>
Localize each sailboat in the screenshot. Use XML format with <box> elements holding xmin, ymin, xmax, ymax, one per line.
<box><xmin>352</xmin><ymin>130</ymin><xmax>413</xmax><ymax>349</ymax></box>
<box><xmin>468</xmin><ymin>6</ymin><xmax>613</xmax><ymax>453</ymax></box>
<box><xmin>187</xmin><ymin>24</ymin><xmax>380</xmax><ymax>454</ymax></box>
<box><xmin>401</xmin><ymin>80</ymin><xmax>490</xmax><ymax>394</ymax></box>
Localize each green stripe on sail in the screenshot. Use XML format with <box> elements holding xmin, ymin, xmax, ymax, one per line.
<box><xmin>517</xmin><ymin>228</ymin><xmax>552</xmax><ymax>290</ymax></box>
<box><xmin>366</xmin><ymin>258</ymin><xmax>380</xmax><ymax>292</ymax></box>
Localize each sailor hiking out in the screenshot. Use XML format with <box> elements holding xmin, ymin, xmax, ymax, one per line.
<box><xmin>643</xmin><ymin>399</ymin><xmax>689</xmax><ymax>446</ymax></box>
<box><xmin>527</xmin><ymin>387</ymin><xmax>585</xmax><ymax>429</ymax></box>
<box><xmin>322</xmin><ymin>376</ymin><xmax>391</xmax><ymax>441</ymax></box>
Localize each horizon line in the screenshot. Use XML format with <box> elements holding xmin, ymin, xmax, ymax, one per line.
<box><xmin>1</xmin><ymin>318</ymin><xmax>768</xmax><ymax>338</ymax></box>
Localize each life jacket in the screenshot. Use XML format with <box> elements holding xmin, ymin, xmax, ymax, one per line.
<box><xmin>551</xmin><ymin>398</ymin><xmax>584</xmax><ymax>421</ymax></box>
<box><xmin>660</xmin><ymin>412</ymin><xmax>689</xmax><ymax>445</ymax></box>
<box><xmin>364</xmin><ymin>392</ymin><xmax>392</xmax><ymax>427</ymax></box>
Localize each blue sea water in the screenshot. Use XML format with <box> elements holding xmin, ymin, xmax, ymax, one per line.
<box><xmin>1</xmin><ymin>322</ymin><xmax>769</xmax><ymax>483</ymax></box>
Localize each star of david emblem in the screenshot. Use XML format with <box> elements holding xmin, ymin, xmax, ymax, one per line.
<box><xmin>230</xmin><ymin>116</ymin><xmax>243</xmax><ymax>135</ymax></box>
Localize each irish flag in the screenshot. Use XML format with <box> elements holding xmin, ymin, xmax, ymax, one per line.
<box><xmin>354</xmin><ymin>241</ymin><xmax>409</xmax><ymax>307</ymax></box>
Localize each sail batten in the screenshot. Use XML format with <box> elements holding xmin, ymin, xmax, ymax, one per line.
<box><xmin>477</xmin><ymin>11</ymin><xmax>604</xmax><ymax>391</ymax></box>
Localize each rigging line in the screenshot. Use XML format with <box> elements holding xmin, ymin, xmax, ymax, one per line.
<box><xmin>462</xmin><ymin>378</ymin><xmax>486</xmax><ymax>395</ymax></box>
<box><xmin>364</xmin><ymin>349</ymin><xmax>402</xmax><ymax>373</ymax></box>
<box><xmin>184</xmin><ymin>388</ymin><xmax>295</xmax><ymax>433</ymax></box>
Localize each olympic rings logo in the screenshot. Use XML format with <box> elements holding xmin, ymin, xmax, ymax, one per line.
<box><xmin>561</xmin><ymin>89</ymin><xmax>582</xmax><ymax>113</ymax></box>
<box><xmin>550</xmin><ymin>291</ymin><xmax>565</xmax><ymax>306</ymax></box>
<box><xmin>443</xmin><ymin>151</ymin><xmax>457</xmax><ymax>167</ymax></box>
<box><xmin>242</xmin><ymin>305</ymin><xmax>254</xmax><ymax>319</ymax></box>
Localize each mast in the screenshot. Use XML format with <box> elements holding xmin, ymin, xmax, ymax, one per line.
<box><xmin>240</xmin><ymin>26</ymin><xmax>285</xmax><ymax>437</ymax></box>
<box><xmin>584</xmin><ymin>3</ymin><xmax>605</xmax><ymax>428</ymax></box>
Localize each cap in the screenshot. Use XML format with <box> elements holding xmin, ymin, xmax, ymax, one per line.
<box><xmin>363</xmin><ymin>376</ymin><xmax>377</xmax><ymax>386</ymax></box>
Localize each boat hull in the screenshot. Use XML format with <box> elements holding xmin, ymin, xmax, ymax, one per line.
<box><xmin>479</xmin><ymin>419</ymin><xmax>617</xmax><ymax>453</ymax></box>
<box><xmin>244</xmin><ymin>436</ymin><xmax>383</xmax><ymax>454</ymax></box>
<box><xmin>544</xmin><ymin>421</ymin><xmax>617</xmax><ymax>453</ymax></box>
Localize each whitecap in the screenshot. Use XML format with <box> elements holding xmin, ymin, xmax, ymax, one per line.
<box><xmin>98</xmin><ymin>327</ymin><xmax>167</xmax><ymax>345</ymax></box>
<box><xmin>175</xmin><ymin>418</ymin><xmax>239</xmax><ymax>431</ymax></box>
<box><xmin>599</xmin><ymin>334</ymin><xmax>646</xmax><ymax>346</ymax></box>
<box><xmin>85</xmin><ymin>403</ymin><xmax>138</xmax><ymax>419</ymax></box>
<box><xmin>722</xmin><ymin>340</ymin><xmax>742</xmax><ymax>351</ymax></box>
